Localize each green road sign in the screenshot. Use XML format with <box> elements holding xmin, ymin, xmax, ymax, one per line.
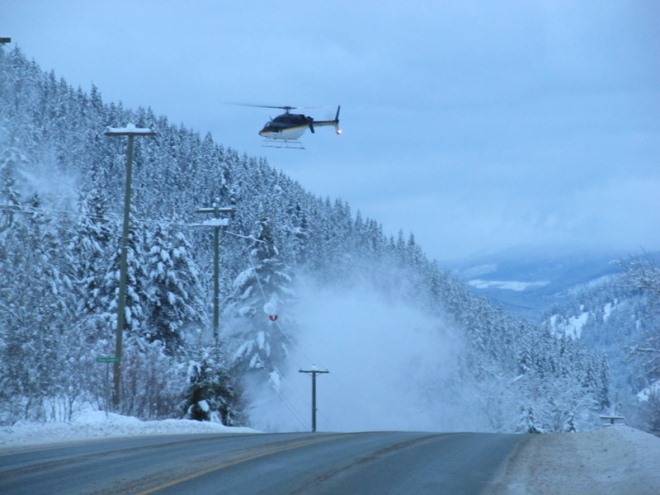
<box><xmin>96</xmin><ymin>356</ymin><xmax>120</xmax><ymax>363</ymax></box>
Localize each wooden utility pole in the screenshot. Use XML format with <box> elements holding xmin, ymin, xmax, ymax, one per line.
<box><xmin>104</xmin><ymin>124</ymin><xmax>156</xmax><ymax>410</ymax></box>
<box><xmin>193</xmin><ymin>203</ymin><xmax>235</xmax><ymax>352</ymax></box>
<box><xmin>299</xmin><ymin>367</ymin><xmax>329</xmax><ymax>432</ymax></box>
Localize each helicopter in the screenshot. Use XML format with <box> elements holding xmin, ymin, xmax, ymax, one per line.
<box><xmin>249</xmin><ymin>105</ymin><xmax>342</xmax><ymax>148</ymax></box>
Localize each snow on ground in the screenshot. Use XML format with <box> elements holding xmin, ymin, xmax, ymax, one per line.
<box><xmin>0</xmin><ymin>409</ymin><xmax>257</xmax><ymax>449</ymax></box>
<box><xmin>494</xmin><ymin>426</ymin><xmax>660</xmax><ymax>495</ymax></box>
<box><xmin>548</xmin><ymin>311</ymin><xmax>590</xmax><ymax>340</ymax></box>
<box><xmin>637</xmin><ymin>380</ymin><xmax>660</xmax><ymax>402</ymax></box>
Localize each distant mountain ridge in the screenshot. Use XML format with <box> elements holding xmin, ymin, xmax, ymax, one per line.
<box><xmin>453</xmin><ymin>246</ymin><xmax>631</xmax><ymax>320</ymax></box>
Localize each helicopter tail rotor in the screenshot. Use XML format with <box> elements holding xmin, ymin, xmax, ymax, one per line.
<box><xmin>334</xmin><ymin>105</ymin><xmax>342</xmax><ymax>134</ymax></box>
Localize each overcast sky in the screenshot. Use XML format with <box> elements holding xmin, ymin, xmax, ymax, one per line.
<box><xmin>3</xmin><ymin>0</ymin><xmax>659</xmax><ymax>262</ymax></box>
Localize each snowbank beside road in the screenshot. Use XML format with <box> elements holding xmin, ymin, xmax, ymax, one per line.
<box><xmin>495</xmin><ymin>426</ymin><xmax>660</xmax><ymax>495</ymax></box>
<box><xmin>0</xmin><ymin>409</ymin><xmax>257</xmax><ymax>449</ymax></box>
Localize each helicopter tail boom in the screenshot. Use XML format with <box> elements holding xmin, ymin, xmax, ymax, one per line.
<box><xmin>311</xmin><ymin>105</ymin><xmax>342</xmax><ymax>134</ymax></box>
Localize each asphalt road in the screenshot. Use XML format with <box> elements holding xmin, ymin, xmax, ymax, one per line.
<box><xmin>0</xmin><ymin>431</ymin><xmax>526</xmax><ymax>494</ymax></box>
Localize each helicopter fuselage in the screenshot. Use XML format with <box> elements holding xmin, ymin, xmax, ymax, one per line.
<box><xmin>258</xmin><ymin>106</ymin><xmax>341</xmax><ymax>142</ymax></box>
<box><xmin>259</xmin><ymin>113</ymin><xmax>310</xmax><ymax>140</ymax></box>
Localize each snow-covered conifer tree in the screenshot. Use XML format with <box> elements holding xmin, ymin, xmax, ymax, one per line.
<box><xmin>223</xmin><ymin>217</ymin><xmax>295</xmax><ymax>386</ymax></box>
<box><xmin>145</xmin><ymin>224</ymin><xmax>205</xmax><ymax>354</ymax></box>
<box><xmin>101</xmin><ymin>208</ymin><xmax>149</xmax><ymax>338</ymax></box>
<box><xmin>183</xmin><ymin>348</ymin><xmax>244</xmax><ymax>425</ymax></box>
<box><xmin>68</xmin><ymin>189</ymin><xmax>116</xmax><ymax>343</ymax></box>
<box><xmin>0</xmin><ymin>191</ymin><xmax>73</xmax><ymax>421</ymax></box>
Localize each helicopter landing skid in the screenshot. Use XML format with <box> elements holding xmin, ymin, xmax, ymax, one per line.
<box><xmin>262</xmin><ymin>139</ymin><xmax>305</xmax><ymax>150</ymax></box>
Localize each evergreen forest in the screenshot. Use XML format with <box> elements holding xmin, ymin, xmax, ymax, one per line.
<box><xmin>2</xmin><ymin>46</ymin><xmax>655</xmax><ymax>433</ymax></box>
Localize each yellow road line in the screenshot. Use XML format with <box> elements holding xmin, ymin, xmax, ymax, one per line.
<box><xmin>135</xmin><ymin>434</ymin><xmax>352</xmax><ymax>495</ymax></box>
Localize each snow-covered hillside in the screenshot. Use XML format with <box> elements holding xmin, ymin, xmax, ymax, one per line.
<box><xmin>457</xmin><ymin>248</ymin><xmax>660</xmax><ymax>432</ymax></box>
<box><xmin>0</xmin><ymin>46</ymin><xmax>651</xmax><ymax>435</ymax></box>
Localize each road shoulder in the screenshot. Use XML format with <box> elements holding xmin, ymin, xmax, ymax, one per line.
<box><xmin>492</xmin><ymin>426</ymin><xmax>660</xmax><ymax>495</ymax></box>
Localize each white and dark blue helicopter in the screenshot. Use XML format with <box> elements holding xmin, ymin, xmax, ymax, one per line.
<box><xmin>246</xmin><ymin>104</ymin><xmax>342</xmax><ymax>148</ymax></box>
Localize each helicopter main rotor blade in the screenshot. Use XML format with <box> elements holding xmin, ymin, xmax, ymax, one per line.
<box><xmin>233</xmin><ymin>103</ymin><xmax>298</xmax><ymax>111</ymax></box>
<box><xmin>232</xmin><ymin>103</ymin><xmax>321</xmax><ymax>112</ymax></box>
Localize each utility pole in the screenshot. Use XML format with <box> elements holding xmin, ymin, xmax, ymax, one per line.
<box><xmin>193</xmin><ymin>203</ymin><xmax>235</xmax><ymax>353</ymax></box>
<box><xmin>299</xmin><ymin>367</ymin><xmax>329</xmax><ymax>432</ymax></box>
<box><xmin>104</xmin><ymin>123</ymin><xmax>156</xmax><ymax>410</ymax></box>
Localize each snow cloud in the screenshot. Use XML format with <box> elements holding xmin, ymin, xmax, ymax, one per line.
<box><xmin>20</xmin><ymin>155</ymin><xmax>79</xmax><ymax>214</ymax></box>
<box><xmin>245</xmin><ymin>275</ymin><xmax>487</xmax><ymax>433</ymax></box>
